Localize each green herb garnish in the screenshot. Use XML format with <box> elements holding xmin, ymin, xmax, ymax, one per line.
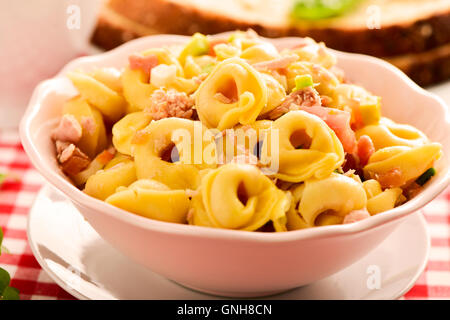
<box><xmin>294</xmin><ymin>74</ymin><xmax>314</xmax><ymax>91</ymax></box>
<box><xmin>292</xmin><ymin>0</ymin><xmax>359</xmax><ymax>20</ymax></box>
<box><xmin>0</xmin><ymin>226</ymin><xmax>20</xmax><ymax>300</ymax></box>
<box><xmin>416</xmin><ymin>168</ymin><xmax>436</xmax><ymax>186</ymax></box>
<box><xmin>0</xmin><ymin>175</ymin><xmax>20</xmax><ymax>300</ymax></box>
<box><xmin>179</xmin><ymin>33</ymin><xmax>210</xmax><ymax>65</ymax></box>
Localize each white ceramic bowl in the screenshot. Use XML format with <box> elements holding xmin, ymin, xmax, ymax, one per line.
<box><xmin>20</xmin><ymin>34</ymin><xmax>450</xmax><ymax>298</ymax></box>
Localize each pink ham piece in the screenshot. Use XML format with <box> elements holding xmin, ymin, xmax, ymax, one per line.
<box><xmin>252</xmin><ymin>55</ymin><xmax>298</xmax><ymax>71</ymax></box>
<box><xmin>300</xmin><ymin>105</ymin><xmax>357</xmax><ymax>154</ymax></box>
<box><xmin>55</xmin><ymin>141</ymin><xmax>90</xmax><ymax>176</ymax></box>
<box><xmin>266</xmin><ymin>87</ymin><xmax>357</xmax><ymax>153</ymax></box>
<box><xmin>343</xmin><ymin>209</ymin><xmax>371</xmax><ymax>224</ymax></box>
<box><xmin>129</xmin><ymin>53</ymin><xmax>159</xmax><ymax>78</ymax></box>
<box><xmin>51</xmin><ymin>114</ymin><xmax>82</xmax><ymax>143</ymax></box>
<box><xmin>290</xmin><ymin>38</ymin><xmax>316</xmax><ymax>49</ymax></box>
<box><xmin>356</xmin><ymin>135</ymin><xmax>375</xmax><ymax>166</ymax></box>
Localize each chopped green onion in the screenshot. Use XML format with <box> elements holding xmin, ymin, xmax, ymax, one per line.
<box><xmin>294</xmin><ymin>74</ymin><xmax>314</xmax><ymax>91</ymax></box>
<box><xmin>416</xmin><ymin>168</ymin><xmax>436</xmax><ymax>186</ymax></box>
<box><xmin>291</xmin><ymin>0</ymin><xmax>359</xmax><ymax>20</ymax></box>
<box><xmin>178</xmin><ymin>33</ymin><xmax>210</xmax><ymax>65</ymax></box>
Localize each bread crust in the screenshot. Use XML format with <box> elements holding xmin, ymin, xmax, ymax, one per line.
<box><xmin>97</xmin><ymin>0</ymin><xmax>450</xmax><ymax>57</ymax></box>
<box><xmin>90</xmin><ymin>0</ymin><xmax>450</xmax><ymax>86</ymax></box>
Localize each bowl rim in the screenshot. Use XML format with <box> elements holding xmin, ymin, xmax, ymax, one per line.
<box><xmin>20</xmin><ymin>33</ymin><xmax>450</xmax><ymax>243</ymax></box>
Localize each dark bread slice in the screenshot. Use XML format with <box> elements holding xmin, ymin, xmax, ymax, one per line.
<box><xmin>386</xmin><ymin>42</ymin><xmax>450</xmax><ymax>87</ymax></box>
<box><xmin>91</xmin><ymin>3</ymin><xmax>450</xmax><ymax>87</ymax></box>
<box><xmin>94</xmin><ymin>0</ymin><xmax>450</xmax><ymax>57</ymax></box>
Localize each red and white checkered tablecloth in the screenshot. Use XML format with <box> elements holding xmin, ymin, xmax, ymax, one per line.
<box><xmin>0</xmin><ymin>129</ymin><xmax>449</xmax><ymax>300</ymax></box>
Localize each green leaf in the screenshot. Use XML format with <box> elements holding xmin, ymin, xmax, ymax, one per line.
<box><xmin>0</xmin><ymin>173</ymin><xmax>6</xmax><ymax>185</ymax></box>
<box><xmin>0</xmin><ymin>226</ymin><xmax>3</xmax><ymax>255</ymax></box>
<box><xmin>0</xmin><ymin>267</ymin><xmax>11</xmax><ymax>294</ymax></box>
<box><xmin>292</xmin><ymin>0</ymin><xmax>359</xmax><ymax>20</ymax></box>
<box><xmin>2</xmin><ymin>286</ymin><xmax>20</xmax><ymax>300</ymax></box>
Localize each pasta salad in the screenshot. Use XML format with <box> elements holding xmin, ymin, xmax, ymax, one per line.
<box><xmin>51</xmin><ymin>30</ymin><xmax>443</xmax><ymax>232</ymax></box>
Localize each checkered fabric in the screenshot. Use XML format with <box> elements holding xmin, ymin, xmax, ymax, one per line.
<box><xmin>0</xmin><ymin>129</ymin><xmax>448</xmax><ymax>300</ymax></box>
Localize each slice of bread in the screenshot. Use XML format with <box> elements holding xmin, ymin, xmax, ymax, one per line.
<box><xmin>91</xmin><ymin>0</ymin><xmax>450</xmax><ymax>86</ymax></box>
<box><xmin>93</xmin><ymin>0</ymin><xmax>450</xmax><ymax>57</ymax></box>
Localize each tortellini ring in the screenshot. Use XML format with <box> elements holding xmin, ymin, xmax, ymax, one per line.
<box><xmin>106</xmin><ymin>179</ymin><xmax>190</xmax><ymax>223</ymax></box>
<box><xmin>239</xmin><ymin>42</ymin><xmax>279</xmax><ymax>64</ymax></box>
<box><xmin>84</xmin><ymin>158</ymin><xmax>137</xmax><ymax>201</ymax></box>
<box><xmin>112</xmin><ymin>112</ymin><xmax>152</xmax><ymax>155</ymax></box>
<box><xmin>122</xmin><ymin>48</ymin><xmax>183</xmax><ymax>111</ymax></box>
<box><xmin>356</xmin><ymin>118</ymin><xmax>429</xmax><ymax>150</ymax></box>
<box><xmin>259</xmin><ymin>73</ymin><xmax>286</xmax><ymax>115</ymax></box>
<box><xmin>189</xmin><ymin>163</ymin><xmax>289</xmax><ymax>232</ymax></box>
<box><xmin>68</xmin><ymin>71</ymin><xmax>126</xmax><ymax>123</ymax></box>
<box><xmin>364</xmin><ymin>143</ymin><xmax>442</xmax><ymax>187</ymax></box>
<box><xmin>132</xmin><ymin>118</ymin><xmax>217</xmax><ymax>190</ymax></box>
<box><xmin>286</xmin><ymin>173</ymin><xmax>367</xmax><ymax>230</ymax></box>
<box><xmin>195</xmin><ymin>57</ymin><xmax>268</xmax><ymax>130</ymax></box>
<box><xmin>261</xmin><ymin>110</ymin><xmax>345</xmax><ymax>182</ymax></box>
<box><xmin>362</xmin><ymin>179</ymin><xmax>403</xmax><ymax>215</ymax></box>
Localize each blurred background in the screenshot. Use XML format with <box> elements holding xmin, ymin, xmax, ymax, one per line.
<box><xmin>1</xmin><ymin>0</ymin><xmax>449</xmax><ymax>127</ymax></box>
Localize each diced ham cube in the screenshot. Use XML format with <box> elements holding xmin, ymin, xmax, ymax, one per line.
<box><xmin>300</xmin><ymin>105</ymin><xmax>357</xmax><ymax>153</ymax></box>
<box><xmin>55</xmin><ymin>141</ymin><xmax>90</xmax><ymax>176</ymax></box>
<box><xmin>357</xmin><ymin>135</ymin><xmax>375</xmax><ymax>166</ymax></box>
<box><xmin>51</xmin><ymin>114</ymin><xmax>82</xmax><ymax>143</ymax></box>
<box><xmin>129</xmin><ymin>53</ymin><xmax>159</xmax><ymax>79</ymax></box>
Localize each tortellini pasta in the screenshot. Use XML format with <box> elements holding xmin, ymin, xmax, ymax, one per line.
<box><xmin>286</xmin><ymin>174</ymin><xmax>367</xmax><ymax>230</ymax></box>
<box><xmin>68</xmin><ymin>70</ymin><xmax>126</xmax><ymax>123</ymax></box>
<box><xmin>122</xmin><ymin>66</ymin><xmax>156</xmax><ymax>111</ymax></box>
<box><xmin>112</xmin><ymin>112</ymin><xmax>152</xmax><ymax>155</ymax></box>
<box><xmin>259</xmin><ymin>73</ymin><xmax>286</xmax><ymax>115</ymax></box>
<box><xmin>84</xmin><ymin>157</ymin><xmax>137</xmax><ymax>201</ymax></box>
<box><xmin>239</xmin><ymin>42</ymin><xmax>279</xmax><ymax>64</ymax></box>
<box><xmin>286</xmin><ymin>39</ymin><xmax>336</xmax><ymax>69</ymax></box>
<box><xmin>362</xmin><ymin>179</ymin><xmax>403</xmax><ymax>215</ymax></box>
<box><xmin>122</xmin><ymin>48</ymin><xmax>184</xmax><ymax>111</ymax></box>
<box><xmin>364</xmin><ymin>144</ymin><xmax>442</xmax><ymax>187</ymax></box>
<box><xmin>261</xmin><ymin>110</ymin><xmax>344</xmax><ymax>182</ymax></box>
<box><xmin>356</xmin><ymin>118</ymin><xmax>429</xmax><ymax>150</ymax></box>
<box><xmin>132</xmin><ymin>118</ymin><xmax>217</xmax><ymax>190</ymax></box>
<box><xmin>106</xmin><ymin>179</ymin><xmax>190</xmax><ymax>223</ymax></box>
<box><xmin>53</xmin><ymin>31</ymin><xmax>443</xmax><ymax>232</ymax></box>
<box><xmin>189</xmin><ymin>163</ymin><xmax>289</xmax><ymax>231</ymax></box>
<box><xmin>195</xmin><ymin>57</ymin><xmax>268</xmax><ymax>130</ymax></box>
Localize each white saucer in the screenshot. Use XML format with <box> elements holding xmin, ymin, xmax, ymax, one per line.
<box><xmin>27</xmin><ymin>185</ymin><xmax>430</xmax><ymax>300</ymax></box>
